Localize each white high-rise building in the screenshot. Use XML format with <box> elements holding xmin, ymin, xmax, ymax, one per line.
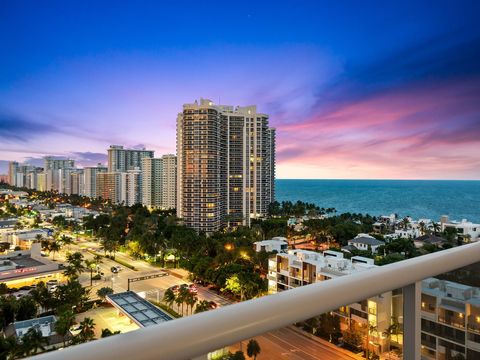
<box><xmin>161</xmin><ymin>154</ymin><xmax>177</xmax><ymax>210</ymax></box>
<box><xmin>108</xmin><ymin>145</ymin><xmax>154</xmax><ymax>172</ymax></box>
<box><xmin>176</xmin><ymin>98</ymin><xmax>275</xmax><ymax>232</ymax></box>
<box><xmin>121</xmin><ymin>169</ymin><xmax>142</xmax><ymax>206</ymax></box>
<box><xmin>142</xmin><ymin>158</ymin><xmax>163</xmax><ymax>208</ymax></box>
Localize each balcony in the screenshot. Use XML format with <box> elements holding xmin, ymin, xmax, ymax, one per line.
<box><xmin>32</xmin><ymin>242</ymin><xmax>480</xmax><ymax>360</ymax></box>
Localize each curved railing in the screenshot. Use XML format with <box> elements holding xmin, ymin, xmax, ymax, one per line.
<box><xmin>32</xmin><ymin>242</ymin><xmax>480</xmax><ymax>360</ymax></box>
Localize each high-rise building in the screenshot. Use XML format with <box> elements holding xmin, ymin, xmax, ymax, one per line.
<box><xmin>83</xmin><ymin>164</ymin><xmax>107</xmax><ymax>198</ymax></box>
<box><xmin>142</xmin><ymin>158</ymin><xmax>163</xmax><ymax>208</ymax></box>
<box><xmin>107</xmin><ymin>145</ymin><xmax>154</xmax><ymax>172</ymax></box>
<box><xmin>96</xmin><ymin>172</ymin><xmax>122</xmax><ymax>204</ymax></box>
<box><xmin>44</xmin><ymin>157</ymin><xmax>75</xmax><ymax>171</ymax></box>
<box><xmin>43</xmin><ymin>157</ymin><xmax>75</xmax><ymax>192</ymax></box>
<box><xmin>161</xmin><ymin>154</ymin><xmax>177</xmax><ymax>210</ymax></box>
<box><xmin>176</xmin><ymin>98</ymin><xmax>275</xmax><ymax>232</ymax></box>
<box><xmin>8</xmin><ymin>161</ymin><xmax>18</xmax><ymax>186</ymax></box>
<box><xmin>121</xmin><ymin>169</ymin><xmax>142</xmax><ymax>206</ymax></box>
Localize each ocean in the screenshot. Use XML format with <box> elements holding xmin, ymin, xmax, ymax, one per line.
<box><xmin>275</xmin><ymin>179</ymin><xmax>480</xmax><ymax>222</ymax></box>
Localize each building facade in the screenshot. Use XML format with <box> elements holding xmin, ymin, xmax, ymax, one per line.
<box><xmin>107</xmin><ymin>145</ymin><xmax>154</xmax><ymax>172</ymax></box>
<box><xmin>142</xmin><ymin>158</ymin><xmax>163</xmax><ymax>208</ymax></box>
<box><xmin>83</xmin><ymin>164</ymin><xmax>108</xmax><ymax>198</ymax></box>
<box><xmin>176</xmin><ymin>98</ymin><xmax>275</xmax><ymax>232</ymax></box>
<box><xmin>96</xmin><ymin>172</ymin><xmax>122</xmax><ymax>204</ymax></box>
<box><xmin>161</xmin><ymin>154</ymin><xmax>177</xmax><ymax>210</ymax></box>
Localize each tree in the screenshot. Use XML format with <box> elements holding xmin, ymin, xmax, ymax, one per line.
<box><xmin>163</xmin><ymin>288</ymin><xmax>176</xmax><ymax>310</ymax></box>
<box><xmin>60</xmin><ymin>235</ymin><xmax>73</xmax><ymax>251</ymax></box>
<box><xmin>21</xmin><ymin>328</ymin><xmax>47</xmax><ymax>356</ymax></box>
<box><xmin>54</xmin><ymin>310</ymin><xmax>76</xmax><ymax>346</ymax></box>
<box><xmin>246</xmin><ymin>339</ymin><xmax>261</xmax><ymax>359</ymax></box>
<box><xmin>77</xmin><ymin>317</ymin><xmax>96</xmax><ymax>343</ymax></box>
<box><xmin>64</xmin><ymin>252</ymin><xmax>86</xmax><ymax>279</ymax></box>
<box><xmin>85</xmin><ymin>259</ymin><xmax>96</xmax><ymax>286</ymax></box>
<box><xmin>49</xmin><ymin>241</ymin><xmax>61</xmax><ymax>260</ymax></box>
<box><xmin>101</xmin><ymin>328</ymin><xmax>121</xmax><ymax>338</ymax></box>
<box><xmin>194</xmin><ymin>300</ymin><xmax>211</xmax><ymax>314</ymax></box>
<box><xmin>97</xmin><ymin>287</ymin><xmax>114</xmax><ymax>302</ymax></box>
<box><xmin>185</xmin><ymin>293</ymin><xmax>198</xmax><ymax>316</ymax></box>
<box><xmin>16</xmin><ymin>296</ymin><xmax>37</xmax><ymax>321</ymax></box>
<box><xmin>0</xmin><ymin>335</ymin><xmax>20</xmax><ymax>360</ymax></box>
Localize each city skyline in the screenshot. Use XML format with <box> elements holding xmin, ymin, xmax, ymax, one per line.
<box><xmin>1</xmin><ymin>1</ymin><xmax>480</xmax><ymax>180</ymax></box>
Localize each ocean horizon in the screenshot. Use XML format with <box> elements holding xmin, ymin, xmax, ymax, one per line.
<box><xmin>275</xmin><ymin>179</ymin><xmax>480</xmax><ymax>222</ymax></box>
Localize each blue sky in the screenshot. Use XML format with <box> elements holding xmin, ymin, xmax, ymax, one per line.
<box><xmin>1</xmin><ymin>1</ymin><xmax>480</xmax><ymax>178</ymax></box>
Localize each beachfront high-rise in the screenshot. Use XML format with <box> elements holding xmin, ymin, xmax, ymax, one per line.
<box><xmin>176</xmin><ymin>98</ymin><xmax>275</xmax><ymax>232</ymax></box>
<box><xmin>107</xmin><ymin>145</ymin><xmax>154</xmax><ymax>172</ymax></box>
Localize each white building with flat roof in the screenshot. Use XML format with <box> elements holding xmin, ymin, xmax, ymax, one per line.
<box><xmin>253</xmin><ymin>238</ymin><xmax>287</xmax><ymax>253</ymax></box>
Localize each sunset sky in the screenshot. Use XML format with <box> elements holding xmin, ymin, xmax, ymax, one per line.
<box><xmin>1</xmin><ymin>1</ymin><xmax>479</xmax><ymax>179</ymax></box>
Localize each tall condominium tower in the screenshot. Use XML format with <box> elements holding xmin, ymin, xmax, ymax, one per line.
<box><xmin>96</xmin><ymin>172</ymin><xmax>122</xmax><ymax>204</ymax></box>
<box><xmin>142</xmin><ymin>158</ymin><xmax>163</xmax><ymax>208</ymax></box>
<box><xmin>120</xmin><ymin>169</ymin><xmax>142</xmax><ymax>206</ymax></box>
<box><xmin>84</xmin><ymin>164</ymin><xmax>108</xmax><ymax>198</ymax></box>
<box><xmin>43</xmin><ymin>157</ymin><xmax>75</xmax><ymax>192</ymax></box>
<box><xmin>161</xmin><ymin>154</ymin><xmax>177</xmax><ymax>210</ymax></box>
<box><xmin>44</xmin><ymin>157</ymin><xmax>75</xmax><ymax>170</ymax></box>
<box><xmin>141</xmin><ymin>155</ymin><xmax>177</xmax><ymax>209</ymax></box>
<box><xmin>107</xmin><ymin>145</ymin><xmax>154</xmax><ymax>172</ymax></box>
<box><xmin>177</xmin><ymin>98</ymin><xmax>275</xmax><ymax>232</ymax></box>
<box><xmin>8</xmin><ymin>161</ymin><xmax>19</xmax><ymax>186</ymax></box>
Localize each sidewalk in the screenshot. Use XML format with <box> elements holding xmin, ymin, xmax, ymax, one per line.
<box><xmin>287</xmin><ymin>325</ymin><xmax>365</xmax><ymax>360</ymax></box>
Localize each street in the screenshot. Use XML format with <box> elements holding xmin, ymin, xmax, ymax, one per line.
<box><xmin>55</xmin><ymin>232</ymin><xmax>363</xmax><ymax>359</ymax></box>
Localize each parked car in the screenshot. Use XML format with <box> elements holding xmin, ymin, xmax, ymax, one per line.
<box><xmin>111</xmin><ymin>266</ymin><xmax>119</xmax><ymax>273</ymax></box>
<box><xmin>46</xmin><ymin>279</ymin><xmax>58</xmax><ymax>290</ymax></box>
<box><xmin>208</xmin><ymin>301</ymin><xmax>218</xmax><ymax>309</ymax></box>
<box><xmin>48</xmin><ymin>285</ymin><xmax>58</xmax><ymax>293</ymax></box>
<box><xmin>188</xmin><ymin>284</ymin><xmax>198</xmax><ymax>294</ymax></box>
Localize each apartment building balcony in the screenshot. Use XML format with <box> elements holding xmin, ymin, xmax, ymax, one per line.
<box><xmin>33</xmin><ymin>242</ymin><xmax>480</xmax><ymax>360</ymax></box>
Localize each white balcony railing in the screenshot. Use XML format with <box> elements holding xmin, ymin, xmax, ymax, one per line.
<box><xmin>33</xmin><ymin>242</ymin><xmax>480</xmax><ymax>360</ymax></box>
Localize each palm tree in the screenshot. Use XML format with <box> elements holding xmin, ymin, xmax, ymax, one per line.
<box><xmin>432</xmin><ymin>222</ymin><xmax>440</xmax><ymax>236</ymax></box>
<box><xmin>55</xmin><ymin>310</ymin><xmax>76</xmax><ymax>346</ymax></box>
<box><xmin>60</xmin><ymin>235</ymin><xmax>73</xmax><ymax>252</ymax></box>
<box><xmin>21</xmin><ymin>328</ymin><xmax>47</xmax><ymax>356</ymax></box>
<box><xmin>65</xmin><ymin>252</ymin><xmax>86</xmax><ymax>279</ymax></box>
<box><xmin>163</xmin><ymin>288</ymin><xmax>176</xmax><ymax>311</ymax></box>
<box><xmin>85</xmin><ymin>259</ymin><xmax>96</xmax><ymax>286</ymax></box>
<box><xmin>34</xmin><ymin>233</ymin><xmax>44</xmax><ymax>243</ymax></box>
<box><xmin>77</xmin><ymin>317</ymin><xmax>96</xmax><ymax>343</ymax></box>
<box><xmin>194</xmin><ymin>300</ymin><xmax>211</xmax><ymax>314</ymax></box>
<box><xmin>185</xmin><ymin>293</ymin><xmax>198</xmax><ymax>315</ymax></box>
<box><xmin>247</xmin><ymin>339</ymin><xmax>261</xmax><ymax>359</ymax></box>
<box><xmin>49</xmin><ymin>241</ymin><xmax>61</xmax><ymax>260</ymax></box>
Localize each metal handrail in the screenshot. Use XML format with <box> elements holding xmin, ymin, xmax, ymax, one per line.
<box><xmin>32</xmin><ymin>242</ymin><xmax>480</xmax><ymax>360</ymax></box>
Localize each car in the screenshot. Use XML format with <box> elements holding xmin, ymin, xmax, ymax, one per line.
<box><xmin>19</xmin><ymin>286</ymin><xmax>32</xmax><ymax>291</ymax></box>
<box><xmin>48</xmin><ymin>285</ymin><xmax>58</xmax><ymax>293</ymax></box>
<box><xmin>188</xmin><ymin>284</ymin><xmax>198</xmax><ymax>294</ymax></box>
<box><xmin>111</xmin><ymin>266</ymin><xmax>119</xmax><ymax>273</ymax></box>
<box><xmin>69</xmin><ymin>325</ymin><xmax>82</xmax><ymax>336</ymax></box>
<box><xmin>46</xmin><ymin>279</ymin><xmax>58</xmax><ymax>289</ymax></box>
<box><xmin>169</xmin><ymin>285</ymin><xmax>180</xmax><ymax>293</ymax></box>
<box><xmin>208</xmin><ymin>301</ymin><xmax>218</xmax><ymax>309</ymax></box>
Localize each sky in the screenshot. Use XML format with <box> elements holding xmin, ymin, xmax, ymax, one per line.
<box><xmin>1</xmin><ymin>1</ymin><xmax>480</xmax><ymax>179</ymax></box>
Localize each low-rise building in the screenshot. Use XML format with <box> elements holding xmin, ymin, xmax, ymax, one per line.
<box><xmin>0</xmin><ymin>243</ymin><xmax>64</xmax><ymax>288</ymax></box>
<box><xmin>414</xmin><ymin>235</ymin><xmax>446</xmax><ymax>249</ymax></box>
<box><xmin>4</xmin><ymin>315</ymin><xmax>65</xmax><ymax>350</ymax></box>
<box><xmin>253</xmin><ymin>237</ymin><xmax>288</xmax><ymax>253</ymax></box>
<box><xmin>347</xmin><ymin>234</ymin><xmax>384</xmax><ymax>253</ymax></box>
<box><xmin>440</xmin><ymin>216</ymin><xmax>480</xmax><ymax>243</ymax></box>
